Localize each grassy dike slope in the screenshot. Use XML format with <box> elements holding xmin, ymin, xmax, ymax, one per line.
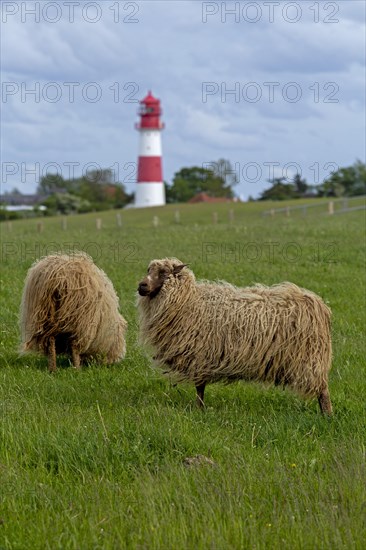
<box><xmin>1</xmin><ymin>199</ymin><xmax>365</xmax><ymax>549</ymax></box>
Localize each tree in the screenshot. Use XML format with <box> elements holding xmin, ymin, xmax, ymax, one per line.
<box><xmin>76</xmin><ymin>176</ymin><xmax>106</xmax><ymax>205</ymax></box>
<box><xmin>113</xmin><ymin>184</ymin><xmax>133</xmax><ymax>208</ymax></box>
<box><xmin>42</xmin><ymin>193</ymin><xmax>91</xmax><ymax>215</ymax></box>
<box><xmin>206</xmin><ymin>158</ymin><xmax>238</xmax><ymax>187</ymax></box>
<box><xmin>164</xmin><ymin>181</ymin><xmax>175</xmax><ymax>204</ymax></box>
<box><xmin>37</xmin><ymin>173</ymin><xmax>66</xmax><ymax>195</ymax></box>
<box><xmin>259</xmin><ymin>177</ymin><xmax>297</xmax><ymax>201</ymax></box>
<box><xmin>167</xmin><ymin>162</ymin><xmax>236</xmax><ymax>203</ymax></box>
<box><xmin>53</xmin><ymin>168</ymin><xmax>132</xmax><ymax>210</ymax></box>
<box><xmin>318</xmin><ymin>160</ymin><xmax>366</xmax><ymax>197</ymax></box>
<box><xmin>293</xmin><ymin>173</ymin><xmax>308</xmax><ymax>196</ymax></box>
<box><xmin>259</xmin><ymin>173</ymin><xmax>310</xmax><ymax>200</ymax></box>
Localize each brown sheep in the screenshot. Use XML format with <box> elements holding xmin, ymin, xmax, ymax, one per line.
<box><xmin>20</xmin><ymin>252</ymin><xmax>127</xmax><ymax>371</ymax></box>
<box><xmin>137</xmin><ymin>258</ymin><xmax>333</xmax><ymax>414</ymax></box>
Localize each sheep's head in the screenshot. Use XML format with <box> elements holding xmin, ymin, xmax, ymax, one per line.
<box><xmin>138</xmin><ymin>258</ymin><xmax>188</xmax><ymax>299</ymax></box>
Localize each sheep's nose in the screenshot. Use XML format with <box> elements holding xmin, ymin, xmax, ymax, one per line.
<box><xmin>138</xmin><ymin>282</ymin><xmax>149</xmax><ymax>296</ymax></box>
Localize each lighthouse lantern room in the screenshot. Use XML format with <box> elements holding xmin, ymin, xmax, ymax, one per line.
<box><xmin>135</xmin><ymin>91</ymin><xmax>166</xmax><ymax>207</ymax></box>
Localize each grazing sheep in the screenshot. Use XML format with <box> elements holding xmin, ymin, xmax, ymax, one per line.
<box><xmin>137</xmin><ymin>258</ymin><xmax>333</xmax><ymax>414</ymax></box>
<box><xmin>20</xmin><ymin>252</ymin><xmax>127</xmax><ymax>371</ymax></box>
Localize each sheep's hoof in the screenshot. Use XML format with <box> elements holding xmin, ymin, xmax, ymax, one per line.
<box><xmin>47</xmin><ymin>337</ymin><xmax>57</xmax><ymax>372</ymax></box>
<box><xmin>196</xmin><ymin>398</ymin><xmax>205</xmax><ymax>410</ymax></box>
<box><xmin>47</xmin><ymin>359</ymin><xmax>57</xmax><ymax>373</ymax></box>
<box><xmin>195</xmin><ymin>383</ymin><xmax>206</xmax><ymax>409</ymax></box>
<box><xmin>71</xmin><ymin>346</ymin><xmax>81</xmax><ymax>369</ymax></box>
<box><xmin>318</xmin><ymin>389</ymin><xmax>333</xmax><ymax>416</ymax></box>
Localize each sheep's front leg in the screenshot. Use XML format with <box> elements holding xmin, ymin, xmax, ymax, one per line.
<box><xmin>71</xmin><ymin>343</ymin><xmax>81</xmax><ymax>369</ymax></box>
<box><xmin>318</xmin><ymin>387</ymin><xmax>332</xmax><ymax>415</ymax></box>
<box><xmin>47</xmin><ymin>336</ymin><xmax>56</xmax><ymax>372</ymax></box>
<box><xmin>196</xmin><ymin>383</ymin><xmax>206</xmax><ymax>409</ymax></box>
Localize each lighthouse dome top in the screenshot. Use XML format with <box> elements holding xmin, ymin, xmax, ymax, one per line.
<box><xmin>136</xmin><ymin>90</ymin><xmax>164</xmax><ymax>130</ymax></box>
<box><xmin>141</xmin><ymin>90</ymin><xmax>160</xmax><ymax>105</ymax></box>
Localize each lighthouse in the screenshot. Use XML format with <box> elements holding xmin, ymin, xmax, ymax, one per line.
<box><xmin>135</xmin><ymin>91</ymin><xmax>165</xmax><ymax>207</ymax></box>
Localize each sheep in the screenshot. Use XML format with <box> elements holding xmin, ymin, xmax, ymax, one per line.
<box><xmin>20</xmin><ymin>252</ymin><xmax>127</xmax><ymax>371</ymax></box>
<box><xmin>137</xmin><ymin>258</ymin><xmax>333</xmax><ymax>414</ymax></box>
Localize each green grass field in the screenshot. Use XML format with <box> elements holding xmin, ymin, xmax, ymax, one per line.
<box><xmin>1</xmin><ymin>199</ymin><xmax>365</xmax><ymax>549</ymax></box>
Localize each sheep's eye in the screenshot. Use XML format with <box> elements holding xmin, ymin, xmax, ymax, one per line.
<box><xmin>158</xmin><ymin>269</ymin><xmax>166</xmax><ymax>278</ymax></box>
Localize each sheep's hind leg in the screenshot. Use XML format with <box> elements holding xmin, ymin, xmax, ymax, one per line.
<box><xmin>318</xmin><ymin>387</ymin><xmax>332</xmax><ymax>416</ymax></box>
<box><xmin>196</xmin><ymin>383</ymin><xmax>206</xmax><ymax>409</ymax></box>
<box><xmin>71</xmin><ymin>343</ymin><xmax>81</xmax><ymax>369</ymax></box>
<box><xmin>47</xmin><ymin>336</ymin><xmax>56</xmax><ymax>372</ymax></box>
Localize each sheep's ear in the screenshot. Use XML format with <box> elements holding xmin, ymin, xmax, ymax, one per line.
<box><xmin>173</xmin><ymin>264</ymin><xmax>188</xmax><ymax>276</ymax></box>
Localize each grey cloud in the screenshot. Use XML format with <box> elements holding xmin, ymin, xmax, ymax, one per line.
<box><xmin>1</xmin><ymin>0</ymin><xmax>364</xmax><ymax>198</ymax></box>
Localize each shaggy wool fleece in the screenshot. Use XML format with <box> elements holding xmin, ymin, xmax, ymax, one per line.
<box><xmin>20</xmin><ymin>252</ymin><xmax>127</xmax><ymax>365</ymax></box>
<box><xmin>137</xmin><ymin>258</ymin><xmax>332</xmax><ymax>401</ymax></box>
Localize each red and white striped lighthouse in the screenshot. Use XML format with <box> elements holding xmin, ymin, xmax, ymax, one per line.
<box><xmin>135</xmin><ymin>91</ymin><xmax>165</xmax><ymax>207</ymax></box>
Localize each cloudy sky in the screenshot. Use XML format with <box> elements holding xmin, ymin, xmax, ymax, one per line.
<box><xmin>1</xmin><ymin>0</ymin><xmax>365</xmax><ymax>199</ymax></box>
